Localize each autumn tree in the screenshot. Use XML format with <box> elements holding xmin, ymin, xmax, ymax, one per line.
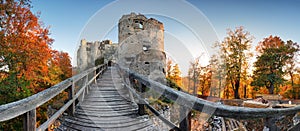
<box><xmin>187</xmin><ymin>54</ymin><xmax>213</xmax><ymax>96</ymax></box>
<box><xmin>48</xmin><ymin>50</ymin><xmax>72</xmax><ymax>85</ymax></box>
<box><xmin>209</xmin><ymin>54</ymin><xmax>225</xmax><ymax>97</ymax></box>
<box><xmin>0</xmin><ymin>0</ymin><xmax>73</xmax><ymax>130</ymax></box>
<box><xmin>170</xmin><ymin>64</ymin><xmax>183</xmax><ymax>87</ymax></box>
<box><xmin>252</xmin><ymin>36</ymin><xmax>300</xmax><ymax>94</ymax></box>
<box><xmin>284</xmin><ymin>40</ymin><xmax>300</xmax><ymax>87</ymax></box>
<box><xmin>166</xmin><ymin>58</ymin><xmax>173</xmax><ymax>78</ymax></box>
<box><xmin>197</xmin><ymin>65</ymin><xmax>212</xmax><ymax>96</ymax></box>
<box><xmin>166</xmin><ymin>58</ymin><xmax>183</xmax><ymax>87</ymax></box>
<box><xmin>0</xmin><ymin>0</ymin><xmax>54</xmax><ymax>102</ymax></box>
<box><xmin>188</xmin><ymin>56</ymin><xmax>202</xmax><ymax>96</ymax></box>
<box><xmin>216</xmin><ymin>26</ymin><xmax>253</xmax><ymax>99</ymax></box>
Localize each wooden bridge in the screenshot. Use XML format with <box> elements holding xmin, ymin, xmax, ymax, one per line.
<box><xmin>58</xmin><ymin>66</ymin><xmax>153</xmax><ymax>130</ymax></box>
<box><xmin>0</xmin><ymin>63</ymin><xmax>300</xmax><ymax>131</ymax></box>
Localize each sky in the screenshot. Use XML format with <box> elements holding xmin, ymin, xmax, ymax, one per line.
<box><xmin>31</xmin><ymin>0</ymin><xmax>300</xmax><ymax>75</ymax></box>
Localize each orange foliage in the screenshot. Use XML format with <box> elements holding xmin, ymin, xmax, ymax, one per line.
<box><xmin>51</xmin><ymin>50</ymin><xmax>72</xmax><ymax>80</ymax></box>
<box><xmin>1</xmin><ymin>3</ymin><xmax>53</xmax><ymax>92</ymax></box>
<box><xmin>1</xmin><ymin>1</ymin><xmax>72</xmax><ymax>130</ymax></box>
<box><xmin>256</xmin><ymin>35</ymin><xmax>284</xmax><ymax>53</ymax></box>
<box><xmin>221</xmin><ymin>86</ymin><xmax>234</xmax><ymax>99</ymax></box>
<box><xmin>258</xmin><ymin>87</ymin><xmax>269</xmax><ymax>94</ymax></box>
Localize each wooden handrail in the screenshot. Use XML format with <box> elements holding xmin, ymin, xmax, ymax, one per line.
<box><xmin>122</xmin><ymin>82</ymin><xmax>180</xmax><ymax>131</ymax></box>
<box><xmin>117</xmin><ymin>65</ymin><xmax>300</xmax><ymax>119</ymax></box>
<box><xmin>0</xmin><ymin>63</ymin><xmax>107</xmax><ymax>130</ymax></box>
<box><xmin>117</xmin><ymin>65</ymin><xmax>180</xmax><ymax>130</ymax></box>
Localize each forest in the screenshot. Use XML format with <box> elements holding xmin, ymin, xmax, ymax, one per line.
<box><xmin>1</xmin><ymin>0</ymin><xmax>299</xmax><ymax>130</ymax></box>
<box><xmin>167</xmin><ymin>26</ymin><xmax>299</xmax><ymax>100</ymax></box>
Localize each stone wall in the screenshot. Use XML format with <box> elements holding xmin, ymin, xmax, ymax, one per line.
<box><xmin>77</xmin><ymin>13</ymin><xmax>166</xmax><ymax>83</ymax></box>
<box><xmin>117</xmin><ymin>13</ymin><xmax>166</xmax><ymax>83</ymax></box>
<box><xmin>103</xmin><ymin>44</ymin><xmax>118</xmax><ymax>64</ymax></box>
<box><xmin>77</xmin><ymin>39</ymin><xmax>117</xmax><ymax>72</ymax></box>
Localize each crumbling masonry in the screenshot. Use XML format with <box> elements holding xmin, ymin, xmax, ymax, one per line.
<box><xmin>77</xmin><ymin>13</ymin><xmax>166</xmax><ymax>82</ymax></box>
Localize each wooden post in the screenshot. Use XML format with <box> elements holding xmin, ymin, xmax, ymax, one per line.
<box><xmin>179</xmin><ymin>106</ymin><xmax>191</xmax><ymax>131</ymax></box>
<box><xmin>81</xmin><ymin>75</ymin><xmax>88</xmax><ymax>101</ymax></box>
<box><xmin>265</xmin><ymin>117</ymin><xmax>280</xmax><ymax>131</ymax></box>
<box><xmin>94</xmin><ymin>70</ymin><xmax>97</xmax><ymax>84</ymax></box>
<box><xmin>23</xmin><ymin>109</ymin><xmax>36</xmax><ymax>131</ymax></box>
<box><xmin>96</xmin><ymin>67</ymin><xmax>100</xmax><ymax>80</ymax></box>
<box><xmin>137</xmin><ymin>81</ymin><xmax>146</xmax><ymax>116</ymax></box>
<box><xmin>67</xmin><ymin>82</ymin><xmax>75</xmax><ymax>116</ymax></box>
<box><xmin>126</xmin><ymin>83</ymin><xmax>135</xmax><ymax>103</ymax></box>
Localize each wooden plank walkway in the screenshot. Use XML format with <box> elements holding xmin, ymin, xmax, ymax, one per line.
<box><xmin>58</xmin><ymin>67</ymin><xmax>154</xmax><ymax>131</ymax></box>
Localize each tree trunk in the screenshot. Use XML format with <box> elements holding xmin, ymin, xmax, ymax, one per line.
<box><xmin>244</xmin><ymin>85</ymin><xmax>247</xmax><ymax>98</ymax></box>
<box><xmin>268</xmin><ymin>82</ymin><xmax>274</xmax><ymax>94</ymax></box>
<box><xmin>188</xmin><ymin>77</ymin><xmax>190</xmax><ymax>94</ymax></box>
<box><xmin>234</xmin><ymin>80</ymin><xmax>240</xmax><ymax>99</ymax></box>
<box><xmin>219</xmin><ymin>77</ymin><xmax>222</xmax><ymax>97</ymax></box>
<box><xmin>202</xmin><ymin>81</ymin><xmax>205</xmax><ymax>96</ymax></box>
<box><xmin>290</xmin><ymin>72</ymin><xmax>294</xmax><ymax>87</ymax></box>
<box><xmin>193</xmin><ymin>78</ymin><xmax>197</xmax><ymax>96</ymax></box>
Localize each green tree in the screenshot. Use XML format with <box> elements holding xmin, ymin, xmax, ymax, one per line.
<box><xmin>251</xmin><ymin>36</ymin><xmax>299</xmax><ymax>94</ymax></box>
<box><xmin>216</xmin><ymin>26</ymin><xmax>253</xmax><ymax>99</ymax></box>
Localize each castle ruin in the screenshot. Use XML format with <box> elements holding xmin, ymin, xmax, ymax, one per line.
<box><xmin>77</xmin><ymin>13</ymin><xmax>166</xmax><ymax>82</ymax></box>
<box><xmin>117</xmin><ymin>13</ymin><xmax>166</xmax><ymax>82</ymax></box>
<box><xmin>77</xmin><ymin>39</ymin><xmax>117</xmax><ymax>71</ymax></box>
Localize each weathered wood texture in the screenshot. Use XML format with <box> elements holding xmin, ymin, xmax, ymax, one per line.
<box><xmin>59</xmin><ymin>67</ymin><xmax>154</xmax><ymax>130</ymax></box>
<box><xmin>0</xmin><ymin>64</ymin><xmax>107</xmax><ymax>130</ymax></box>
<box><xmin>118</xmin><ymin>65</ymin><xmax>300</xmax><ymax>119</ymax></box>
<box><xmin>122</xmin><ymin>80</ymin><xmax>180</xmax><ymax>130</ymax></box>
<box><xmin>23</xmin><ymin>109</ymin><xmax>36</xmax><ymax>131</ymax></box>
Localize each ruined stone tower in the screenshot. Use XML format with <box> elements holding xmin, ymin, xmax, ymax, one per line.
<box><xmin>117</xmin><ymin>13</ymin><xmax>166</xmax><ymax>82</ymax></box>
<box><xmin>77</xmin><ymin>13</ymin><xmax>166</xmax><ymax>82</ymax></box>
<box><xmin>77</xmin><ymin>39</ymin><xmax>117</xmax><ymax>72</ymax></box>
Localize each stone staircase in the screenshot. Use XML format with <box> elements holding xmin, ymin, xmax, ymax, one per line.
<box><xmin>57</xmin><ymin>67</ymin><xmax>154</xmax><ymax>131</ymax></box>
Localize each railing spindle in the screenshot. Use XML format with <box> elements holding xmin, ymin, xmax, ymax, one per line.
<box><xmin>179</xmin><ymin>106</ymin><xmax>191</xmax><ymax>131</ymax></box>
<box><xmin>23</xmin><ymin>109</ymin><xmax>36</xmax><ymax>131</ymax></box>
<box><xmin>0</xmin><ymin>64</ymin><xmax>106</xmax><ymax>130</ymax></box>
<box><xmin>137</xmin><ymin>81</ymin><xmax>146</xmax><ymax>116</ymax></box>
<box><xmin>94</xmin><ymin>70</ymin><xmax>97</xmax><ymax>84</ymax></box>
<box><xmin>67</xmin><ymin>81</ymin><xmax>75</xmax><ymax>116</ymax></box>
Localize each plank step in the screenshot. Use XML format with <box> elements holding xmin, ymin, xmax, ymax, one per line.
<box><xmin>59</xmin><ymin>66</ymin><xmax>154</xmax><ymax>130</ymax></box>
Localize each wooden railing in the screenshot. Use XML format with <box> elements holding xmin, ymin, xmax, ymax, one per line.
<box><xmin>1</xmin><ymin>63</ymin><xmax>299</xmax><ymax>131</ymax></box>
<box><xmin>0</xmin><ymin>64</ymin><xmax>107</xmax><ymax>131</ymax></box>
<box><xmin>117</xmin><ymin>65</ymin><xmax>300</xmax><ymax>130</ymax></box>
